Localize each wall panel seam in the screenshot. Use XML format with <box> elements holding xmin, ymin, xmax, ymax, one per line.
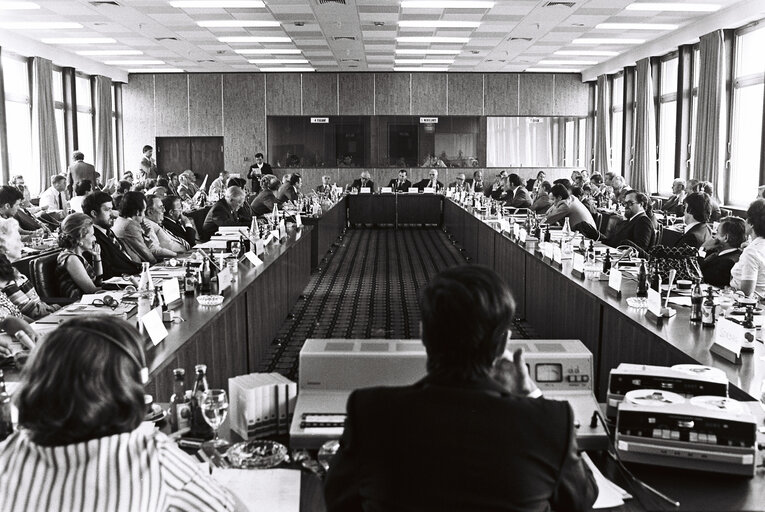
<box><xmin>187</xmin><ymin>74</ymin><xmax>190</xmax><ymax>136</ymax></box>
<box><xmin>482</xmin><ymin>74</ymin><xmax>485</xmax><ymax>116</ymax></box>
<box><xmin>446</xmin><ymin>74</ymin><xmax>449</xmax><ymax>115</ymax></box>
<box><xmin>373</xmin><ymin>74</ymin><xmax>376</xmax><ymax>115</ymax></box>
<box><xmin>336</xmin><ymin>73</ymin><xmax>339</xmax><ymax>115</ymax></box>
<box><xmin>220</xmin><ymin>74</ymin><xmax>224</xmax><ymax>136</ymax></box>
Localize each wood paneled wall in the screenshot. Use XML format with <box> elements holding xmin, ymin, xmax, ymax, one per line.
<box><xmin>122</xmin><ymin>72</ymin><xmax>589</xmax><ymax>176</ymax></box>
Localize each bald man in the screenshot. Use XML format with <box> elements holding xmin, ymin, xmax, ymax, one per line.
<box><xmin>202</xmin><ymin>186</ymin><xmax>252</xmax><ymax>240</ymax></box>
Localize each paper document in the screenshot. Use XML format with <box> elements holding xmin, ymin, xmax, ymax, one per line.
<box><xmin>213</xmin><ymin>468</ymin><xmax>300</xmax><ymax>512</ymax></box>
<box><xmin>581</xmin><ymin>452</ymin><xmax>631</xmax><ymax>509</ymax></box>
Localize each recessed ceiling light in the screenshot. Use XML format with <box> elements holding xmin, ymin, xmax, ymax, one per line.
<box><xmin>596</xmin><ymin>23</ymin><xmax>678</xmax><ymax>30</ymax></box>
<box><xmin>197</xmin><ymin>20</ymin><xmax>280</xmax><ymax>28</ymax></box>
<box><xmin>169</xmin><ymin>1</ymin><xmax>265</xmax><ymax>7</ymax></box>
<box><xmin>259</xmin><ymin>67</ymin><xmax>314</xmax><ymax>72</ymax></box>
<box><xmin>397</xmin><ymin>36</ymin><xmax>470</xmax><ymax>44</ymax></box>
<box><xmin>235</xmin><ymin>48</ymin><xmax>301</xmax><ymax>54</ymax></box>
<box><xmin>106</xmin><ymin>60</ymin><xmax>166</xmax><ymax>66</ymax></box>
<box><xmin>399</xmin><ymin>20</ymin><xmax>480</xmax><ymax>28</ymax></box>
<box><xmin>219</xmin><ymin>36</ymin><xmax>292</xmax><ymax>43</ymax></box>
<box><xmin>394</xmin><ymin>59</ymin><xmax>455</xmax><ymax>64</ymax></box>
<box><xmin>43</xmin><ymin>37</ymin><xmax>116</xmax><ymax>44</ymax></box>
<box><xmin>525</xmin><ymin>67</ymin><xmax>581</xmax><ymax>73</ymax></box>
<box><xmin>77</xmin><ymin>50</ymin><xmax>144</xmax><ymax>56</ymax></box>
<box><xmin>572</xmin><ymin>38</ymin><xmax>645</xmax><ymax>45</ymax></box>
<box><xmin>0</xmin><ymin>1</ymin><xmax>39</xmax><ymax>9</ymax></box>
<box><xmin>394</xmin><ymin>66</ymin><xmax>449</xmax><ymax>71</ymax></box>
<box><xmin>538</xmin><ymin>59</ymin><xmax>597</xmax><ymax>65</ymax></box>
<box><xmin>249</xmin><ymin>58</ymin><xmax>309</xmax><ymax>64</ymax></box>
<box><xmin>0</xmin><ymin>21</ymin><xmax>82</xmax><ymax>29</ymax></box>
<box><xmin>401</xmin><ymin>1</ymin><xmax>494</xmax><ymax>8</ymax></box>
<box><xmin>626</xmin><ymin>2</ymin><xmax>720</xmax><ymax>12</ymax></box>
<box><xmin>128</xmin><ymin>68</ymin><xmax>184</xmax><ymax>73</ymax></box>
<box><xmin>395</xmin><ymin>49</ymin><xmax>461</xmax><ymax>55</ymax></box>
<box><xmin>554</xmin><ymin>50</ymin><xmax>618</xmax><ymax>56</ymax></box>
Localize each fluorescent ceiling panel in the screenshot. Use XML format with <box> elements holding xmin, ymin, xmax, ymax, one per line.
<box><xmin>0</xmin><ymin>21</ymin><xmax>82</xmax><ymax>29</ymax></box>
<box><xmin>393</xmin><ymin>66</ymin><xmax>449</xmax><ymax>71</ymax></box>
<box><xmin>525</xmin><ymin>67</ymin><xmax>580</xmax><ymax>73</ymax></box>
<box><xmin>128</xmin><ymin>68</ymin><xmax>184</xmax><ymax>73</ymax></box>
<box><xmin>235</xmin><ymin>49</ymin><xmax>301</xmax><ymax>54</ymax></box>
<box><xmin>42</xmin><ymin>38</ymin><xmax>116</xmax><ymax>44</ymax></box>
<box><xmin>248</xmin><ymin>58</ymin><xmax>309</xmax><ymax>64</ymax></box>
<box><xmin>626</xmin><ymin>2</ymin><xmax>720</xmax><ymax>12</ymax></box>
<box><xmin>572</xmin><ymin>38</ymin><xmax>645</xmax><ymax>45</ymax></box>
<box><xmin>219</xmin><ymin>36</ymin><xmax>291</xmax><ymax>43</ymax></box>
<box><xmin>394</xmin><ymin>59</ymin><xmax>455</xmax><ymax>64</ymax></box>
<box><xmin>538</xmin><ymin>59</ymin><xmax>597</xmax><ymax>65</ymax></box>
<box><xmin>169</xmin><ymin>1</ymin><xmax>265</xmax><ymax>7</ymax></box>
<box><xmin>259</xmin><ymin>67</ymin><xmax>314</xmax><ymax>72</ymax></box>
<box><xmin>596</xmin><ymin>23</ymin><xmax>678</xmax><ymax>30</ymax></box>
<box><xmin>77</xmin><ymin>50</ymin><xmax>144</xmax><ymax>56</ymax></box>
<box><xmin>397</xmin><ymin>36</ymin><xmax>470</xmax><ymax>43</ymax></box>
<box><xmin>401</xmin><ymin>1</ymin><xmax>494</xmax><ymax>8</ymax></box>
<box><xmin>398</xmin><ymin>21</ymin><xmax>480</xmax><ymax>28</ymax></box>
<box><xmin>395</xmin><ymin>49</ymin><xmax>461</xmax><ymax>54</ymax></box>
<box><xmin>197</xmin><ymin>20</ymin><xmax>280</xmax><ymax>28</ymax></box>
<box><xmin>554</xmin><ymin>50</ymin><xmax>619</xmax><ymax>56</ymax></box>
<box><xmin>0</xmin><ymin>1</ymin><xmax>39</xmax><ymax>9</ymax></box>
<box><xmin>106</xmin><ymin>60</ymin><xmax>165</xmax><ymax>65</ymax></box>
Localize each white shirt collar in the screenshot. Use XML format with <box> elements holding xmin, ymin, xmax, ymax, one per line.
<box><xmin>718</xmin><ymin>248</ymin><xmax>739</xmax><ymax>256</ymax></box>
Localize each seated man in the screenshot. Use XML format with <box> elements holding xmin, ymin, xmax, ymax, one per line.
<box><xmin>546</xmin><ymin>184</ymin><xmax>596</xmax><ymax>229</ymax></box>
<box><xmin>387</xmin><ymin>170</ymin><xmax>411</xmax><ymax>192</ymax></box>
<box><xmin>251</xmin><ymin>175</ymin><xmax>281</xmax><ymax>216</ymax></box>
<box><xmin>661</xmin><ymin>178</ymin><xmax>686</xmax><ymax>216</ymax></box>
<box><xmin>69</xmin><ymin>180</ymin><xmax>93</xmax><ymax>213</ymax></box>
<box><xmin>202</xmin><ymin>186</ymin><xmax>251</xmax><ymax>240</ymax></box>
<box><xmin>413</xmin><ymin>169</ymin><xmax>444</xmax><ymax>192</ymax></box>
<box><xmin>505</xmin><ymin>173</ymin><xmax>531</xmax><ymax>208</ymax></box>
<box><xmin>531</xmin><ymin>181</ymin><xmax>553</xmax><ymax>213</ymax></box>
<box><xmin>315</xmin><ymin>175</ymin><xmax>333</xmax><ymax>195</ymax></box>
<box><xmin>0</xmin><ymin>186</ymin><xmax>44</xmax><ymax>242</ymax></box>
<box><xmin>484</xmin><ymin>170</ymin><xmax>508</xmax><ymax>199</ymax></box>
<box><xmin>82</xmin><ymin>192</ymin><xmax>141</xmax><ymax>279</ymax></box>
<box><xmin>324</xmin><ymin>265</ymin><xmax>597</xmax><ymax>512</ymax></box>
<box><xmin>701</xmin><ymin>216</ymin><xmax>745</xmax><ymax>288</ymax></box>
<box><xmin>604</xmin><ymin>191</ymin><xmax>656</xmax><ymax>253</ymax></box>
<box><xmin>674</xmin><ymin>192</ymin><xmax>712</xmax><ymax>249</ymax></box>
<box><xmin>208</xmin><ymin>171</ymin><xmax>230</xmax><ymax>202</ymax></box>
<box><xmin>465</xmin><ymin>170</ymin><xmax>484</xmax><ymax>193</ymax></box>
<box><xmin>350</xmin><ymin>171</ymin><xmax>374</xmax><ymax>192</ymax></box>
<box><xmin>144</xmin><ymin>194</ymin><xmax>185</xmax><ymax>255</ymax></box>
<box><xmin>448</xmin><ymin>173</ymin><xmax>467</xmax><ymax>192</ymax></box>
<box><xmin>162</xmin><ymin>195</ymin><xmax>197</xmax><ymax>247</ymax></box>
<box><xmin>526</xmin><ymin>170</ymin><xmax>545</xmax><ymax>197</ymax></box>
<box><xmin>699</xmin><ymin>182</ymin><xmax>722</xmax><ymax>222</ymax></box>
<box><xmin>10</xmin><ymin>174</ymin><xmax>33</xmax><ymax>208</ymax></box>
<box><xmin>276</xmin><ymin>173</ymin><xmax>302</xmax><ymax>204</ymax></box>
<box><xmin>38</xmin><ymin>175</ymin><xmax>69</xmax><ymax>215</ymax></box>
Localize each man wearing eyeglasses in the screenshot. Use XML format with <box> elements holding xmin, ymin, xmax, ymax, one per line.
<box><xmin>413</xmin><ymin>170</ymin><xmax>444</xmax><ymax>193</ymax></box>
<box><xmin>579</xmin><ymin>190</ymin><xmax>656</xmax><ymax>254</ymax></box>
<box><xmin>448</xmin><ymin>173</ymin><xmax>467</xmax><ymax>192</ymax></box>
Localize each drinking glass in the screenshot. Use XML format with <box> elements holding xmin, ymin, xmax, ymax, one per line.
<box><xmin>201</xmin><ymin>389</ymin><xmax>230</xmax><ymax>449</ymax></box>
<box><xmin>230</xmin><ymin>241</ymin><xmax>241</xmax><ymax>259</ymax></box>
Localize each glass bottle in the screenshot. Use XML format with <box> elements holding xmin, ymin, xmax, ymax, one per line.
<box><xmin>690</xmin><ymin>279</ymin><xmax>703</xmax><ymax>323</ymax></box>
<box><xmin>189</xmin><ymin>364</ymin><xmax>214</xmax><ymax>439</ymax></box>
<box><xmin>200</xmin><ymin>256</ymin><xmax>212</xmax><ymax>293</ymax></box>
<box><xmin>562</xmin><ymin>217</ymin><xmax>572</xmax><ymax>238</ymax></box>
<box><xmin>184</xmin><ymin>262</ymin><xmax>197</xmax><ymax>296</ymax></box>
<box><xmin>586</xmin><ymin>240</ymin><xmax>596</xmax><ymax>266</ymax></box>
<box><xmin>702</xmin><ymin>287</ymin><xmax>717</xmax><ymax>327</ymax></box>
<box><xmin>637</xmin><ymin>260</ymin><xmax>648</xmax><ymax>298</ymax></box>
<box><xmin>602</xmin><ymin>249</ymin><xmax>611</xmax><ymax>274</ymax></box>
<box><xmin>0</xmin><ymin>370</ymin><xmax>12</xmax><ymax>441</ymax></box>
<box><xmin>137</xmin><ymin>262</ymin><xmax>155</xmax><ymax>319</ymax></box>
<box><xmin>650</xmin><ymin>263</ymin><xmax>662</xmax><ymax>292</ymax></box>
<box><xmin>169</xmin><ymin>368</ymin><xmax>191</xmax><ymax>432</ymax></box>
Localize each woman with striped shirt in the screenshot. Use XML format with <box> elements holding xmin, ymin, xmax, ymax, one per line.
<box><xmin>0</xmin><ymin>317</ymin><xmax>235</xmax><ymax>511</ymax></box>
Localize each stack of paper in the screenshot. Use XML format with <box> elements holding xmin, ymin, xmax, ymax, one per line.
<box><xmin>228</xmin><ymin>373</ymin><xmax>297</xmax><ymax>440</ymax></box>
<box><xmin>581</xmin><ymin>452</ymin><xmax>632</xmax><ymax>509</ymax></box>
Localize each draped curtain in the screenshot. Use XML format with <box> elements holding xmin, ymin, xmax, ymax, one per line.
<box><xmin>32</xmin><ymin>57</ymin><xmax>61</xmax><ymax>194</ymax></box>
<box><xmin>693</xmin><ymin>30</ymin><xmax>726</xmax><ymax>199</ymax></box>
<box><xmin>0</xmin><ymin>48</ymin><xmax>9</xmax><ymax>184</ymax></box>
<box><xmin>486</xmin><ymin>117</ymin><xmax>554</xmax><ymax>166</ymax></box>
<box><xmin>594</xmin><ymin>74</ymin><xmax>611</xmax><ymax>175</ymax></box>
<box><xmin>94</xmin><ymin>75</ymin><xmax>114</xmax><ymax>183</ymax></box>
<box><xmin>632</xmin><ymin>58</ymin><xmax>657</xmax><ymax>194</ymax></box>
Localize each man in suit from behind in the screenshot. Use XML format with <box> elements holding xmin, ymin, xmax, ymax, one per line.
<box><xmin>67</xmin><ymin>151</ymin><xmax>99</xmax><ymax>196</ymax></box>
<box><xmin>674</xmin><ymin>192</ymin><xmax>713</xmax><ymax>249</ymax></box>
<box><xmin>247</xmin><ymin>152</ymin><xmax>273</xmax><ymax>194</ymax></box>
<box><xmin>701</xmin><ymin>216</ymin><xmax>745</xmax><ymax>288</ymax></box>
<box><xmin>506</xmin><ymin>173</ymin><xmax>531</xmax><ymax>208</ymax></box>
<box><xmin>387</xmin><ymin>169</ymin><xmax>411</xmax><ymax>192</ymax></box>
<box><xmin>82</xmin><ymin>191</ymin><xmax>141</xmax><ymax>279</ymax></box>
<box><xmin>325</xmin><ymin>265</ymin><xmax>597</xmax><ymax>512</ymax></box>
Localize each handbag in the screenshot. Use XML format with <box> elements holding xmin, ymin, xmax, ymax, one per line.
<box><xmin>648</xmin><ymin>245</ymin><xmax>702</xmax><ymax>282</ymax></box>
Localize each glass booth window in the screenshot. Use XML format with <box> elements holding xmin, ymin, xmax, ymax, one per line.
<box><xmin>487</xmin><ymin>116</ymin><xmax>585</xmax><ymax>167</ymax></box>
<box><xmin>268</xmin><ymin>116</ymin><xmax>370</xmax><ymax>168</ymax></box>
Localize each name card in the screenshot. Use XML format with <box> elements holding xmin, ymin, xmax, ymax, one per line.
<box><xmin>162</xmin><ymin>278</ymin><xmax>180</xmax><ymax>305</ymax></box>
<box><xmin>542</xmin><ymin>243</ymin><xmax>554</xmax><ymax>260</ymax></box>
<box><xmin>295</xmin><ymin>212</ymin><xmax>302</xmax><ymax>227</ymax></box>
<box><xmin>608</xmin><ymin>269</ymin><xmax>623</xmax><ymax>298</ymax></box>
<box><xmin>218</xmin><ymin>267</ymin><xmax>232</xmax><ymax>293</ymax></box>
<box><xmin>350</xmin><ymin>189</ymin><xmax>359</xmax><ymax>195</ymax></box>
<box><xmin>141</xmin><ymin>306</ymin><xmax>168</xmax><ymax>346</ymax></box>
<box><xmin>445</xmin><ymin>188</ymin><xmax>453</xmax><ymax>198</ymax></box>
<box><xmin>423</xmin><ymin>187</ymin><xmax>436</xmax><ymax>194</ymax></box>
<box><xmin>499</xmin><ymin>218</ymin><xmax>511</xmax><ymax>233</ymax></box>
<box><xmin>381</xmin><ymin>187</ymin><xmax>393</xmax><ymax>193</ymax></box>
<box><xmin>408</xmin><ymin>188</ymin><xmax>419</xmax><ymax>194</ymax></box>
<box><xmin>519</xmin><ymin>228</ymin><xmax>527</xmax><ymax>244</ymax></box>
<box><xmin>278</xmin><ymin>220</ymin><xmax>286</xmax><ymax>239</ymax></box>
<box><xmin>360</xmin><ymin>187</ymin><xmax>371</xmax><ymax>194</ymax></box>
<box><xmin>552</xmin><ymin>245</ymin><xmax>562</xmax><ymax>265</ymax></box>
<box><xmin>420</xmin><ymin>117</ymin><xmax>438</xmax><ymax>124</ymax></box>
<box><xmin>512</xmin><ymin>223</ymin><xmax>520</xmax><ymax>239</ymax></box>
<box><xmin>572</xmin><ymin>253</ymin><xmax>585</xmax><ymax>276</ymax></box>
<box><xmin>244</xmin><ymin>251</ymin><xmax>263</xmax><ymax>266</ymax></box>
<box><xmin>255</xmin><ymin>240</ymin><xmax>265</xmax><ymax>255</ymax></box>
<box><xmin>711</xmin><ymin>318</ymin><xmax>743</xmax><ymax>364</ymax></box>
<box><xmin>310</xmin><ymin>117</ymin><xmax>329</xmax><ymax>123</ymax></box>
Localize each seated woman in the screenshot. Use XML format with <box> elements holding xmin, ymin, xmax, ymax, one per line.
<box><xmin>730</xmin><ymin>199</ymin><xmax>765</xmax><ymax>296</ymax></box>
<box><xmin>251</xmin><ymin>175</ymin><xmax>281</xmax><ymax>216</ymax></box>
<box><xmin>0</xmin><ymin>316</ymin><xmax>235</xmax><ymax>511</ymax></box>
<box><xmin>56</xmin><ymin>213</ymin><xmax>103</xmax><ymax>299</ymax></box>
<box><xmin>112</xmin><ymin>192</ymin><xmax>157</xmax><ymax>264</ymax></box>
<box><xmin>674</xmin><ymin>192</ymin><xmax>712</xmax><ymax>249</ymax></box>
<box><xmin>701</xmin><ymin>216</ymin><xmax>746</xmax><ymax>288</ymax></box>
<box><xmin>0</xmin><ymin>218</ymin><xmax>59</xmax><ymax>319</ymax></box>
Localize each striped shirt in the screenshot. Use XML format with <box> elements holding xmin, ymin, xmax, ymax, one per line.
<box><xmin>0</xmin><ymin>424</ymin><xmax>235</xmax><ymax>512</ymax></box>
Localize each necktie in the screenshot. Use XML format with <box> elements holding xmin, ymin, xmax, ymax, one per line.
<box><xmin>57</xmin><ymin>193</ymin><xmax>63</xmax><ymax>210</ymax></box>
<box><xmin>108</xmin><ymin>229</ymin><xmax>126</xmax><ymax>253</ymax></box>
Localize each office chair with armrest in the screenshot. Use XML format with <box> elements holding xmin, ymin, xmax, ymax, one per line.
<box><xmin>29</xmin><ymin>252</ymin><xmax>77</xmax><ymax>305</ymax></box>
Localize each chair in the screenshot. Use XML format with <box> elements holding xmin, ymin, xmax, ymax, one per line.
<box><xmin>720</xmin><ymin>208</ymin><xmax>732</xmax><ymax>219</ymax></box>
<box><xmin>29</xmin><ymin>252</ymin><xmax>76</xmax><ymax>305</ymax></box>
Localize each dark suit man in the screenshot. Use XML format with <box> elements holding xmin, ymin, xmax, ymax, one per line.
<box><xmin>465</xmin><ymin>170</ymin><xmax>485</xmax><ymax>194</ymax></box>
<box><xmin>350</xmin><ymin>171</ymin><xmax>374</xmax><ymax>192</ymax></box>
<box><xmin>579</xmin><ymin>191</ymin><xmax>656</xmax><ymax>254</ymax></box>
<box><xmin>276</xmin><ymin>173</ymin><xmax>302</xmax><ymax>204</ymax></box>
<box><xmin>82</xmin><ymin>192</ymin><xmax>141</xmax><ymax>279</ymax></box>
<box><xmin>673</xmin><ymin>192</ymin><xmax>713</xmax><ymax>249</ymax></box>
<box><xmin>247</xmin><ymin>153</ymin><xmax>273</xmax><ymax>194</ymax></box>
<box><xmin>325</xmin><ymin>265</ymin><xmax>597</xmax><ymax>512</ymax></box>
<box><xmin>162</xmin><ymin>196</ymin><xmax>197</xmax><ymax>247</ymax></box>
<box><xmin>67</xmin><ymin>151</ymin><xmax>99</xmax><ymax>195</ymax></box>
<box><xmin>700</xmin><ymin>216</ymin><xmax>746</xmax><ymax>288</ymax></box>
<box><xmin>661</xmin><ymin>180</ymin><xmax>686</xmax><ymax>217</ymax></box>
<box><xmin>387</xmin><ymin>170</ymin><xmax>411</xmax><ymax>192</ymax></box>
<box><xmin>506</xmin><ymin>174</ymin><xmax>532</xmax><ymax>208</ymax></box>
<box><xmin>202</xmin><ymin>187</ymin><xmax>252</xmax><ymax>240</ymax></box>
<box><xmin>413</xmin><ymin>170</ymin><xmax>444</xmax><ymax>192</ymax></box>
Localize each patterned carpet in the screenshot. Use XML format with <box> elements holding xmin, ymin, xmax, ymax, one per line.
<box><xmin>258</xmin><ymin>226</ymin><xmax>531</xmax><ymax>380</ymax></box>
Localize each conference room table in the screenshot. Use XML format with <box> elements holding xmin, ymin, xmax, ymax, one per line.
<box><xmin>301</xmin><ymin>198</ymin><xmax>347</xmax><ymax>269</ymax></box>
<box><xmin>346</xmin><ymin>193</ymin><xmax>443</xmax><ymax>227</ymax></box>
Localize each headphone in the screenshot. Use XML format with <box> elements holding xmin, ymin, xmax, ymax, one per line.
<box><xmin>59</xmin><ymin>326</ymin><xmax>149</xmax><ymax>384</ymax></box>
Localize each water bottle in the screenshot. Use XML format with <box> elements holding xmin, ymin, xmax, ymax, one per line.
<box><xmin>137</xmin><ymin>262</ymin><xmax>155</xmax><ymax>319</ymax></box>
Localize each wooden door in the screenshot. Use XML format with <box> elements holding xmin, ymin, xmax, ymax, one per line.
<box><xmin>190</xmin><ymin>137</ymin><xmax>224</xmax><ymax>188</ymax></box>
<box><xmin>156</xmin><ymin>137</ymin><xmax>191</xmax><ymax>175</ymax></box>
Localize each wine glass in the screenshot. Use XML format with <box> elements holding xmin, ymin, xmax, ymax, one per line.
<box><xmin>201</xmin><ymin>389</ymin><xmax>230</xmax><ymax>450</ymax></box>
<box><xmin>230</xmin><ymin>241</ymin><xmax>241</xmax><ymax>259</ymax></box>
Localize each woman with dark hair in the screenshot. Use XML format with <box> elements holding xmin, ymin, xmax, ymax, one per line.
<box><xmin>730</xmin><ymin>199</ymin><xmax>765</xmax><ymax>296</ymax></box>
<box><xmin>56</xmin><ymin>213</ymin><xmax>103</xmax><ymax>299</ymax></box>
<box><xmin>69</xmin><ymin>179</ymin><xmax>93</xmax><ymax>213</ymax></box>
<box><xmin>112</xmin><ymin>191</ymin><xmax>156</xmax><ymax>264</ymax></box>
<box><xmin>250</xmin><ymin>175</ymin><xmax>281</xmax><ymax>216</ymax></box>
<box><xmin>0</xmin><ymin>217</ymin><xmax>59</xmax><ymax>318</ymax></box>
<box><xmin>0</xmin><ymin>317</ymin><xmax>235</xmax><ymax>511</ymax></box>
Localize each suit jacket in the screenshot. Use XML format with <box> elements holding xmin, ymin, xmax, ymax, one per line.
<box><xmin>661</xmin><ymin>194</ymin><xmax>685</xmax><ymax>216</ymax></box>
<box><xmin>315</xmin><ymin>184</ymin><xmax>332</xmax><ymax>195</ymax></box>
<box><xmin>67</xmin><ymin>161</ymin><xmax>98</xmax><ymax>192</ymax></box>
<box><xmin>92</xmin><ymin>226</ymin><xmax>141</xmax><ymax>279</ymax></box>
<box><xmin>464</xmin><ymin>179</ymin><xmax>485</xmax><ymax>194</ymax></box>
<box><xmin>507</xmin><ymin>186</ymin><xmax>532</xmax><ymax>208</ymax></box>
<box><xmin>350</xmin><ymin>178</ymin><xmax>375</xmax><ymax>191</ymax></box>
<box><xmin>387</xmin><ymin>178</ymin><xmax>411</xmax><ymax>192</ymax></box>
<box><xmin>607</xmin><ymin>212</ymin><xmax>656</xmax><ymax>252</ymax></box>
<box><xmin>413</xmin><ymin>179</ymin><xmax>444</xmax><ymax>192</ymax></box>
<box><xmin>247</xmin><ymin>163</ymin><xmax>272</xmax><ymax>194</ymax></box>
<box><xmin>701</xmin><ymin>249</ymin><xmax>741</xmax><ymax>288</ymax></box>
<box><xmin>546</xmin><ymin>198</ymin><xmax>596</xmax><ymax>229</ymax></box>
<box><xmin>140</xmin><ymin>156</ymin><xmax>158</xmax><ymax>179</ymax></box>
<box><xmin>14</xmin><ymin>209</ymin><xmax>44</xmax><ymax>232</ymax></box>
<box><xmin>162</xmin><ymin>216</ymin><xmax>197</xmax><ymax>247</ymax></box>
<box><xmin>531</xmin><ymin>193</ymin><xmax>553</xmax><ymax>214</ymax></box>
<box><xmin>324</xmin><ymin>374</ymin><xmax>597</xmax><ymax>512</ymax></box>
<box><xmin>112</xmin><ymin>216</ymin><xmax>156</xmax><ymax>264</ymax></box>
<box><xmin>484</xmin><ymin>182</ymin><xmax>504</xmax><ymax>200</ymax></box>
<box><xmin>250</xmin><ymin>190</ymin><xmax>278</xmax><ymax>216</ymax></box>
<box><xmin>202</xmin><ymin>199</ymin><xmax>251</xmax><ymax>240</ymax></box>
<box><xmin>276</xmin><ymin>183</ymin><xmax>299</xmax><ymax>203</ymax></box>
<box><xmin>674</xmin><ymin>222</ymin><xmax>712</xmax><ymax>249</ymax></box>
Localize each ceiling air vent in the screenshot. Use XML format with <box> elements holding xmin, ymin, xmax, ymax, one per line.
<box><xmin>508</xmin><ymin>37</ymin><xmax>532</xmax><ymax>42</ymax></box>
<box><xmin>156</xmin><ymin>37</ymin><xmax>179</xmax><ymax>41</ymax></box>
<box><xmin>333</xmin><ymin>36</ymin><xmax>356</xmax><ymax>41</ymax></box>
<box><xmin>318</xmin><ymin>0</ymin><xmax>346</xmax><ymax>4</ymax></box>
<box><xmin>341</xmin><ymin>58</ymin><xmax>360</xmax><ymax>62</ymax></box>
<box><xmin>543</xmin><ymin>1</ymin><xmax>576</xmax><ymax>7</ymax></box>
<box><xmin>89</xmin><ymin>1</ymin><xmax>120</xmax><ymax>6</ymax></box>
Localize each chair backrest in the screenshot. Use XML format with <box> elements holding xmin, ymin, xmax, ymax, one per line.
<box><xmin>30</xmin><ymin>252</ymin><xmax>61</xmax><ymax>301</ymax></box>
<box><xmin>720</xmin><ymin>208</ymin><xmax>732</xmax><ymax>219</ymax></box>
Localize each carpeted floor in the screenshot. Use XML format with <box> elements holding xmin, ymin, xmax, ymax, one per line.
<box><xmin>258</xmin><ymin>227</ymin><xmax>531</xmax><ymax>380</ymax></box>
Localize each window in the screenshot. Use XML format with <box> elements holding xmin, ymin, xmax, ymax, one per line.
<box><xmin>112</xmin><ymin>85</ymin><xmax>119</xmax><ymax>175</ymax></box>
<box><xmin>487</xmin><ymin>117</ymin><xmax>581</xmax><ymax>167</ymax></box>
<box><xmin>53</xmin><ymin>68</ymin><xmax>66</xmax><ymax>171</ymax></box>
<box><xmin>658</xmin><ymin>55</ymin><xmax>679</xmax><ymax>195</ymax></box>
<box><xmin>611</xmin><ymin>73</ymin><xmax>624</xmax><ymax>173</ymax></box>
<box><xmin>2</xmin><ymin>54</ymin><xmax>35</xmax><ymax>192</ymax></box>
<box><xmin>689</xmin><ymin>46</ymin><xmax>700</xmax><ymax>178</ymax></box>
<box><xmin>728</xmin><ymin>23</ymin><xmax>765</xmax><ymax>206</ymax></box>
<box><xmin>75</xmin><ymin>74</ymin><xmax>94</xmax><ymax>165</ymax></box>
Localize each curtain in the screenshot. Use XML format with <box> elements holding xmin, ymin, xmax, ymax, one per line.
<box><xmin>693</xmin><ymin>30</ymin><xmax>726</xmax><ymax>199</ymax></box>
<box><xmin>94</xmin><ymin>75</ymin><xmax>114</xmax><ymax>183</ymax></box>
<box><xmin>594</xmin><ymin>74</ymin><xmax>611</xmax><ymax>175</ymax></box>
<box><xmin>486</xmin><ymin>117</ymin><xmax>555</xmax><ymax>166</ymax></box>
<box><xmin>32</xmin><ymin>57</ymin><xmax>61</xmax><ymax>194</ymax></box>
<box><xmin>0</xmin><ymin>48</ymin><xmax>9</xmax><ymax>184</ymax></box>
<box><xmin>632</xmin><ymin>58</ymin><xmax>657</xmax><ymax>194</ymax></box>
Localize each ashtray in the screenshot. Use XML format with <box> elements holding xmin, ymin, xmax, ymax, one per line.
<box><xmin>626</xmin><ymin>297</ymin><xmax>648</xmax><ymax>309</ymax></box>
<box><xmin>226</xmin><ymin>439</ymin><xmax>288</xmax><ymax>469</ymax></box>
<box><xmin>196</xmin><ymin>295</ymin><xmax>224</xmax><ymax>306</ymax></box>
